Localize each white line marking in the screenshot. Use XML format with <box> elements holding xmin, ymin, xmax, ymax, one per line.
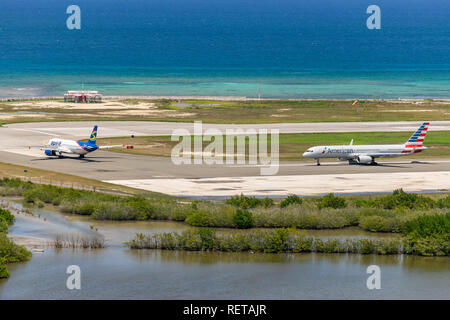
<box><xmin>12</xmin><ymin>128</ymin><xmax>61</xmax><ymax>137</ymax></box>
<box><xmin>226</xmin><ymin>159</ymin><xmax>450</xmax><ymax>167</ymax></box>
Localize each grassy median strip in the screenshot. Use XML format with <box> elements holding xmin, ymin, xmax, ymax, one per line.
<box><xmin>1</xmin><ymin>98</ymin><xmax>450</xmax><ymax>124</ymax></box>
<box><xmin>96</xmin><ymin>130</ymin><xmax>450</xmax><ymax>160</ymax></box>
<box><xmin>0</xmin><ymin>161</ymin><xmax>169</xmax><ymax>198</ymax></box>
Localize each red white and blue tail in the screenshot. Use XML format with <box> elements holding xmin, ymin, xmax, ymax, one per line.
<box><xmin>406</xmin><ymin>122</ymin><xmax>429</xmax><ymax>146</ymax></box>
<box><xmin>402</xmin><ymin>122</ymin><xmax>429</xmax><ymax>154</ymax></box>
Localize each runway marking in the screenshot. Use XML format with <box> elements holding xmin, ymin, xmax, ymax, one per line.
<box><xmin>226</xmin><ymin>159</ymin><xmax>450</xmax><ymax>167</ymax></box>
<box><xmin>12</xmin><ymin>128</ymin><xmax>61</xmax><ymax>137</ymax></box>
<box><xmin>105</xmin><ymin>171</ymin><xmax>450</xmax><ymax>197</ymax></box>
<box><xmin>3</xmin><ymin>148</ymin><xmax>45</xmax><ymax>158</ymax></box>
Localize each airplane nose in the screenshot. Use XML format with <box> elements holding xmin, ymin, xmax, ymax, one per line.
<box><xmin>302</xmin><ymin>152</ymin><xmax>308</xmax><ymax>158</ymax></box>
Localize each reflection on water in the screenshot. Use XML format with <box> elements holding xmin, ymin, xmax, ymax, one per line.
<box><xmin>126</xmin><ymin>249</ymin><xmax>450</xmax><ymax>271</ymax></box>
<box><xmin>1</xmin><ymin>200</ymin><xmax>449</xmax><ymax>299</ymax></box>
<box><xmin>1</xmin><ymin>248</ymin><xmax>449</xmax><ymax>300</ymax></box>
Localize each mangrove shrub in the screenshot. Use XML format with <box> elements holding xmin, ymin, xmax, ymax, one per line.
<box><xmin>233</xmin><ymin>209</ymin><xmax>253</xmax><ymax>229</ymax></box>
<box><xmin>317</xmin><ymin>194</ymin><xmax>346</xmax><ymax>209</ymax></box>
<box><xmin>280</xmin><ymin>195</ymin><xmax>303</xmax><ymax>208</ymax></box>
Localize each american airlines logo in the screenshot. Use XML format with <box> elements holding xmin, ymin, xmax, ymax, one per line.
<box><xmin>325</xmin><ymin>148</ymin><xmax>355</xmax><ymax>154</ymax></box>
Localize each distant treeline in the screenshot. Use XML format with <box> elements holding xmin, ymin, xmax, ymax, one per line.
<box><xmin>127</xmin><ymin>212</ymin><xmax>450</xmax><ymax>256</ymax></box>
<box><xmin>0</xmin><ymin>178</ymin><xmax>449</xmax><ymax>234</ymax></box>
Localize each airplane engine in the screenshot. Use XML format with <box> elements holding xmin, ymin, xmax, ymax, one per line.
<box><xmin>44</xmin><ymin>149</ymin><xmax>56</xmax><ymax>156</ymax></box>
<box><xmin>357</xmin><ymin>155</ymin><xmax>373</xmax><ymax>164</ymax></box>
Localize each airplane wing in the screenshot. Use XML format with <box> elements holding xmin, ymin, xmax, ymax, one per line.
<box><xmin>98</xmin><ymin>145</ymin><xmax>123</xmax><ymax>149</ymax></box>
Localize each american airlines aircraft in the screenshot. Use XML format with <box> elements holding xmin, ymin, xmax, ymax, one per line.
<box><xmin>302</xmin><ymin>122</ymin><xmax>430</xmax><ymax>165</ymax></box>
<box><xmin>41</xmin><ymin>125</ymin><xmax>120</xmax><ymax>158</ymax></box>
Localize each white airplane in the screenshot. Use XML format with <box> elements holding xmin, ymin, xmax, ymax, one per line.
<box><xmin>302</xmin><ymin>122</ymin><xmax>430</xmax><ymax>165</ymax></box>
<box><xmin>41</xmin><ymin>125</ymin><xmax>120</xmax><ymax>158</ymax></box>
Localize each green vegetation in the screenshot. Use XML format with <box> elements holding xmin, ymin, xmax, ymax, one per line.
<box><xmin>1</xmin><ymin>98</ymin><xmax>449</xmax><ymax>125</ymax></box>
<box><xmin>163</xmin><ymin>99</ymin><xmax>450</xmax><ymax>123</ymax></box>
<box><xmin>280</xmin><ymin>194</ymin><xmax>303</xmax><ymax>208</ymax></box>
<box><xmin>233</xmin><ymin>209</ymin><xmax>253</xmax><ymax>229</ymax></box>
<box><xmin>402</xmin><ymin>213</ymin><xmax>449</xmax><ymax>256</ymax></box>
<box><xmin>127</xmin><ymin>212</ymin><xmax>449</xmax><ymax>256</ymax></box>
<box><xmin>0</xmin><ymin>257</ymin><xmax>9</xmax><ymax>278</ymax></box>
<box><xmin>1</xmin><ymin>178</ymin><xmax>449</xmax><ymax>235</ymax></box>
<box><xmin>96</xmin><ymin>130</ymin><xmax>450</xmax><ymax>160</ymax></box>
<box><xmin>0</xmin><ymin>208</ymin><xmax>32</xmax><ymax>278</ymax></box>
<box><xmin>0</xmin><ymin>208</ymin><xmax>15</xmax><ymax>232</ymax></box>
<box><xmin>126</xmin><ymin>228</ymin><xmax>406</xmax><ymax>255</ymax></box>
<box><xmin>0</xmin><ymin>233</ymin><xmax>31</xmax><ymax>264</ymax></box>
<box><xmin>437</xmin><ymin>195</ymin><xmax>450</xmax><ymax>209</ymax></box>
<box><xmin>355</xmin><ymin>189</ymin><xmax>437</xmax><ymax>210</ymax></box>
<box><xmin>226</xmin><ymin>194</ymin><xmax>274</xmax><ymax>209</ymax></box>
<box><xmin>317</xmin><ymin>193</ymin><xmax>347</xmax><ymax>209</ymax></box>
<box><xmin>1</xmin><ymin>177</ymin><xmax>448</xmax><ymax>258</ymax></box>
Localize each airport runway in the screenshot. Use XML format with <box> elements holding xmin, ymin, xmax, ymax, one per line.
<box><xmin>3</xmin><ymin>121</ymin><xmax>450</xmax><ymax>146</ymax></box>
<box><xmin>1</xmin><ymin>121</ymin><xmax>449</xmax><ymax>197</ymax></box>
<box><xmin>0</xmin><ymin>149</ymin><xmax>449</xmax><ymax>197</ymax></box>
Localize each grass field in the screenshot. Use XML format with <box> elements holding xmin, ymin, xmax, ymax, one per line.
<box><xmin>0</xmin><ymin>98</ymin><xmax>449</xmax><ymax>124</ymax></box>
<box><xmin>0</xmin><ymin>161</ymin><xmax>167</xmax><ymax>197</ymax></box>
<box><xmin>95</xmin><ymin>131</ymin><xmax>450</xmax><ymax>161</ymax></box>
<box><xmin>162</xmin><ymin>99</ymin><xmax>450</xmax><ymax>123</ymax></box>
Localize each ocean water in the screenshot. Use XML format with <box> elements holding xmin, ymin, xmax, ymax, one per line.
<box><xmin>1</xmin><ymin>0</ymin><xmax>450</xmax><ymax>98</ymax></box>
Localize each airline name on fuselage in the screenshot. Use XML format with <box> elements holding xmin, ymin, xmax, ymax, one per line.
<box><xmin>325</xmin><ymin>148</ymin><xmax>354</xmax><ymax>154</ymax></box>
<box><xmin>50</xmin><ymin>140</ymin><xmax>62</xmax><ymax>147</ymax></box>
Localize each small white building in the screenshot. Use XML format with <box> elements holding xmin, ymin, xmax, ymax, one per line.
<box><xmin>64</xmin><ymin>90</ymin><xmax>102</xmax><ymax>103</ymax></box>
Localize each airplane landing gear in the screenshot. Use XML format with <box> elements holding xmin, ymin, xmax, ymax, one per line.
<box><xmin>79</xmin><ymin>154</ymin><xmax>85</xmax><ymax>159</ymax></box>
<box><xmin>348</xmin><ymin>159</ymin><xmax>358</xmax><ymax>165</ymax></box>
<box><xmin>316</xmin><ymin>158</ymin><xmax>320</xmax><ymax>166</ymax></box>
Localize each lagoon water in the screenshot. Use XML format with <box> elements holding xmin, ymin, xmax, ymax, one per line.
<box><xmin>0</xmin><ymin>202</ymin><xmax>449</xmax><ymax>299</ymax></box>
<box><xmin>1</xmin><ymin>0</ymin><xmax>450</xmax><ymax>98</ymax></box>
<box><xmin>2</xmin><ymin>248</ymin><xmax>450</xmax><ymax>300</ymax></box>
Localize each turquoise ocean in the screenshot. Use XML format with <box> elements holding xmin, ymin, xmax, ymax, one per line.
<box><xmin>1</xmin><ymin>0</ymin><xmax>450</xmax><ymax>99</ymax></box>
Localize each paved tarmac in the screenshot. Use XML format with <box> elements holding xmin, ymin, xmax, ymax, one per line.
<box><xmin>1</xmin><ymin>121</ymin><xmax>449</xmax><ymax>196</ymax></box>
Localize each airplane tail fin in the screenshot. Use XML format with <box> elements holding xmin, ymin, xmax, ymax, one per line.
<box><xmin>89</xmin><ymin>125</ymin><xmax>98</xmax><ymax>144</ymax></box>
<box><xmin>406</xmin><ymin>122</ymin><xmax>429</xmax><ymax>146</ymax></box>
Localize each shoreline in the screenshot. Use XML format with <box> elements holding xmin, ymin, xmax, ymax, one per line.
<box><xmin>2</xmin><ymin>95</ymin><xmax>450</xmax><ymax>102</ymax></box>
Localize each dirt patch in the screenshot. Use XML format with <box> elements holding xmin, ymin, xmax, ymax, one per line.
<box><xmin>98</xmin><ymin>109</ymin><xmax>195</xmax><ymax>117</ymax></box>
<box><xmin>0</xmin><ymin>114</ymin><xmax>52</xmax><ymax>120</ymax></box>
<box><xmin>271</xmin><ymin>114</ymin><xmax>289</xmax><ymax>117</ymax></box>
<box><xmin>8</xmin><ymin>100</ymin><xmax>156</xmax><ymax>110</ymax></box>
